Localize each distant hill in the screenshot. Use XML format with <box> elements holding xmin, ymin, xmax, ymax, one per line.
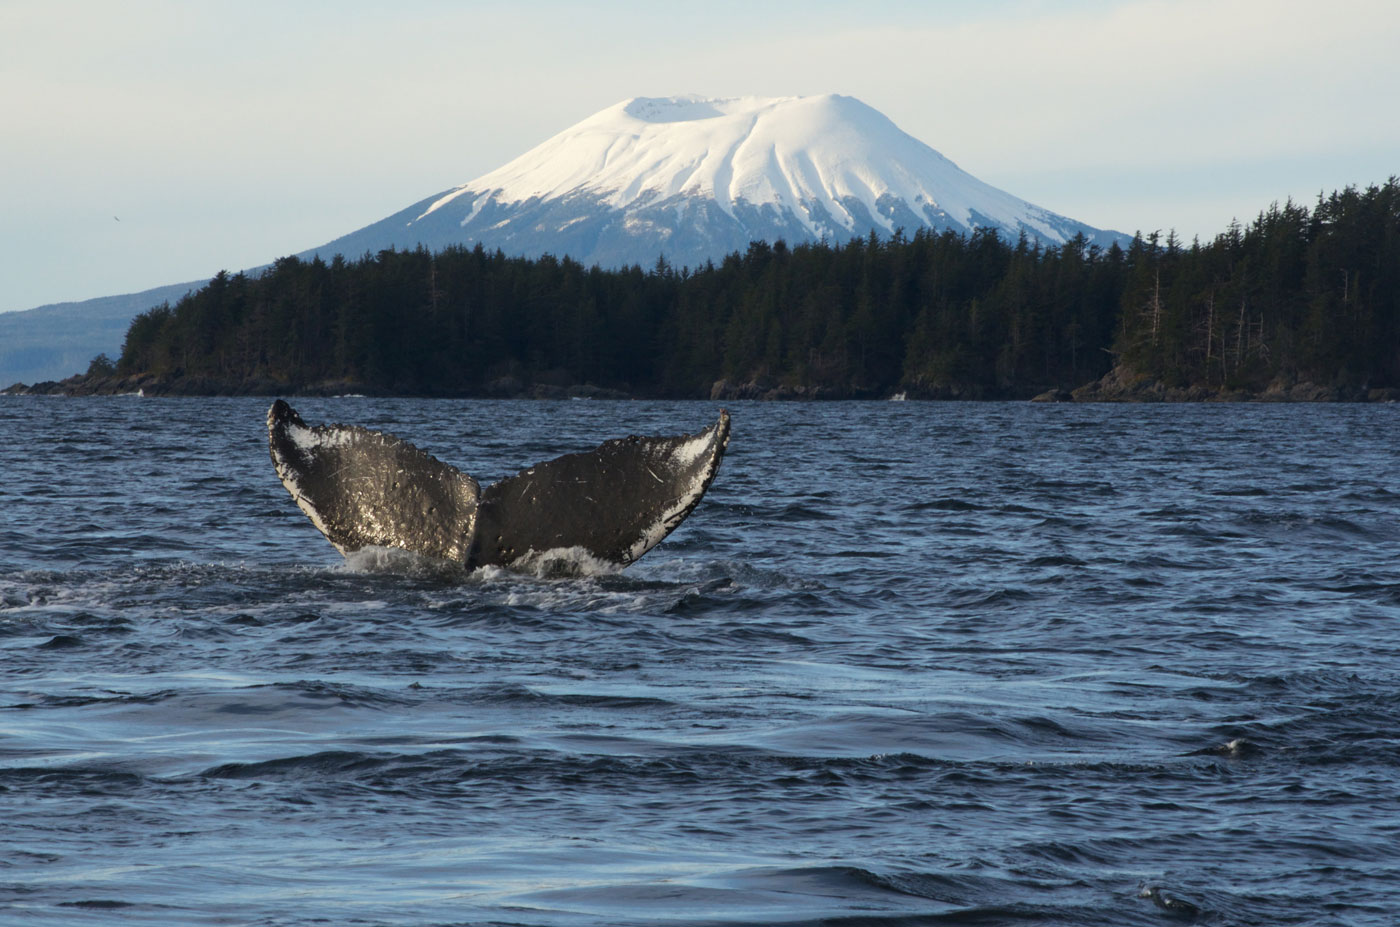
<box><xmin>0</xmin><ymin>281</ymin><xmax>202</xmax><ymax>386</ymax></box>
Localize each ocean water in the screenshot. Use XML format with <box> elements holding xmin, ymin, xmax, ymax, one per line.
<box><xmin>2</xmin><ymin>397</ymin><xmax>1398</xmax><ymax>927</ymax></box>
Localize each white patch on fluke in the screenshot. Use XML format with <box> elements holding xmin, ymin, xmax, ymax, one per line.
<box><xmin>267</xmin><ymin>406</ymin><xmax>356</xmax><ymax>555</ymax></box>
<box><xmin>669</xmin><ymin>431</ymin><xmax>716</xmax><ymax>468</ymax></box>
<box><xmin>626</xmin><ymin>465</ymin><xmax>714</xmax><ymax>565</ymax></box>
<box><xmin>622</xmin><ymin>412</ymin><xmax>728</xmax><ymax>563</ymax></box>
<box><xmin>285</xmin><ymin>421</ymin><xmax>353</xmax><ymax>452</ymax></box>
<box><xmin>271</xmin><ymin>461</ymin><xmax>346</xmax><ymax>556</ymax></box>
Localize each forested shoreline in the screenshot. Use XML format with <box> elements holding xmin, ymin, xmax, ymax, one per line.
<box><xmin>12</xmin><ymin>179</ymin><xmax>1400</xmax><ymax>400</ymax></box>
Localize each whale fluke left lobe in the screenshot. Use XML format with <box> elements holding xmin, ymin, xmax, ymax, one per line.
<box><xmin>266</xmin><ymin>400</ymin><xmax>480</xmax><ymax>562</ymax></box>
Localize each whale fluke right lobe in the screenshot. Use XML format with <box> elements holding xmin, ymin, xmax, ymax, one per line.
<box><xmin>470</xmin><ymin>411</ymin><xmax>731</xmax><ymax>567</ymax></box>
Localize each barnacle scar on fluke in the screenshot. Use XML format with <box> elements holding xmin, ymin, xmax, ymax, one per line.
<box><xmin>266</xmin><ymin>400</ymin><xmax>730</xmax><ymax>571</ymax></box>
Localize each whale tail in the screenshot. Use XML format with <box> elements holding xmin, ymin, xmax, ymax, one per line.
<box><xmin>267</xmin><ymin>401</ymin><xmax>729</xmax><ymax>570</ymax></box>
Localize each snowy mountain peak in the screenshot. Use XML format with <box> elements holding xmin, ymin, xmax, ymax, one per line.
<box><xmin>420</xmin><ymin>94</ymin><xmax>956</xmax><ymax>231</ymax></box>
<box><xmin>312</xmin><ymin>94</ymin><xmax>1126</xmax><ymax>272</ymax></box>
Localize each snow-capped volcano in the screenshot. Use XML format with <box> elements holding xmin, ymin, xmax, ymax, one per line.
<box><xmin>308</xmin><ymin>94</ymin><xmax>1125</xmax><ymax>269</ymax></box>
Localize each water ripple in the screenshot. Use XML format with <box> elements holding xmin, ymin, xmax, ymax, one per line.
<box><xmin>1</xmin><ymin>398</ymin><xmax>1397</xmax><ymax>925</ymax></box>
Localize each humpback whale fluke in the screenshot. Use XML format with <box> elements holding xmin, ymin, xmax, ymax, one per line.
<box><xmin>267</xmin><ymin>400</ymin><xmax>730</xmax><ymax>571</ymax></box>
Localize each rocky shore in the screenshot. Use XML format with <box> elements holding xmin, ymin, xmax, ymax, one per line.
<box><xmin>1</xmin><ymin>372</ymin><xmax>631</xmax><ymax>400</ymax></box>
<box><xmin>6</xmin><ymin>367</ymin><xmax>1397</xmax><ymax>403</ymax></box>
<box><xmin>708</xmin><ymin>376</ymin><xmax>872</xmax><ymax>401</ymax></box>
<box><xmin>708</xmin><ymin>376</ymin><xmax>1001</xmax><ymax>401</ymax></box>
<box><xmin>1033</xmin><ymin>366</ymin><xmax>1400</xmax><ymax>403</ymax></box>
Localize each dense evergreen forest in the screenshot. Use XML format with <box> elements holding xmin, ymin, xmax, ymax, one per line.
<box><xmin>111</xmin><ymin>179</ymin><xmax>1400</xmax><ymax>399</ymax></box>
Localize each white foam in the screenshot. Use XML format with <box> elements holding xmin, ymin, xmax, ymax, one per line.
<box><xmin>341</xmin><ymin>545</ymin><xmax>465</xmax><ymax>578</ymax></box>
<box><xmin>509</xmin><ymin>546</ymin><xmax>623</xmax><ymax>578</ymax></box>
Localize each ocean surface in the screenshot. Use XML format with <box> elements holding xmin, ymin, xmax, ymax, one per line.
<box><xmin>2</xmin><ymin>397</ymin><xmax>1398</xmax><ymax>927</ymax></box>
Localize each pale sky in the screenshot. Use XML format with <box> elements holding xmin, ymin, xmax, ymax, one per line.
<box><xmin>3</xmin><ymin>0</ymin><xmax>1397</xmax><ymax>312</ymax></box>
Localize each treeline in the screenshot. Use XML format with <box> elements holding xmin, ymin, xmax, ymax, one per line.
<box><xmin>1113</xmin><ymin>181</ymin><xmax>1400</xmax><ymax>392</ymax></box>
<box><xmin>116</xmin><ymin>179</ymin><xmax>1400</xmax><ymax>398</ymax></box>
